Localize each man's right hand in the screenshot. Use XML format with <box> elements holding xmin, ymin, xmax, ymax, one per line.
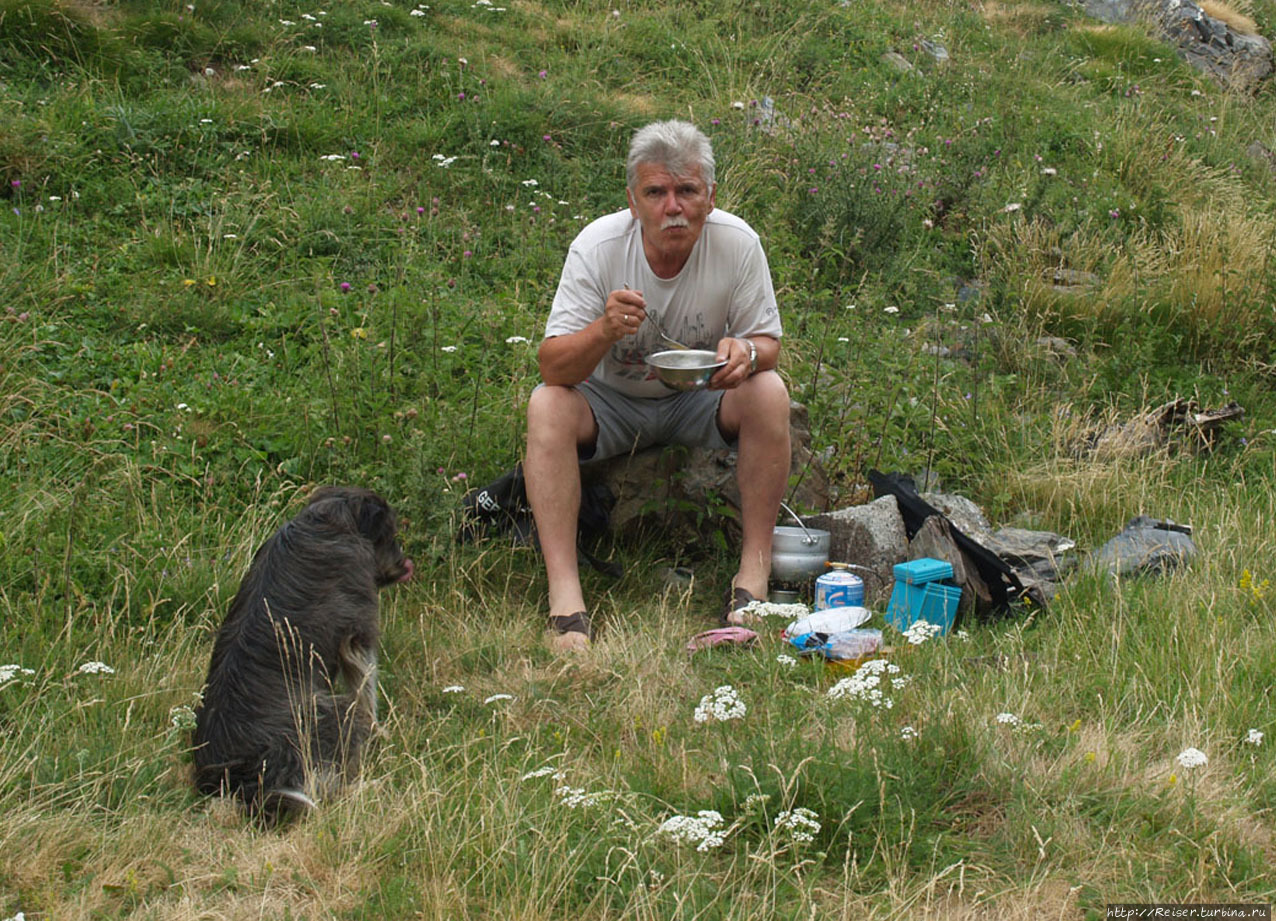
<box><xmin>604</xmin><ymin>287</ymin><xmax>647</xmax><ymax>342</ymax></box>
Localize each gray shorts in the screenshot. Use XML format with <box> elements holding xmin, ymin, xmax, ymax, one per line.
<box><xmin>574</xmin><ymin>379</ymin><xmax>734</xmax><ymax>462</ymax></box>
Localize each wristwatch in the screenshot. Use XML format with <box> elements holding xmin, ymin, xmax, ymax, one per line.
<box><xmin>740</xmin><ymin>337</ymin><xmax>757</xmax><ymax>374</ymax></box>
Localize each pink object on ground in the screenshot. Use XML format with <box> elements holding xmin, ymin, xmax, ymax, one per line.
<box><xmin>685</xmin><ymin>626</ymin><xmax>759</xmax><ymax>654</ymax></box>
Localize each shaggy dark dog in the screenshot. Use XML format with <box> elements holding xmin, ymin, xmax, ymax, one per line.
<box><xmin>193</xmin><ymin>486</ymin><xmax>413</xmax><ymax>822</ymax></box>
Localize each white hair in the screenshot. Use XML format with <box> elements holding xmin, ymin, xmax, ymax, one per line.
<box><xmin>626</xmin><ymin>120</ymin><xmax>715</xmax><ymax>190</ymax></box>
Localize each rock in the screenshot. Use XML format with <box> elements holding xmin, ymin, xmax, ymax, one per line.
<box><xmin>983</xmin><ymin>527</ymin><xmax>1077</xmax><ymax>570</ymax></box>
<box><xmin>921</xmin><ymin>491</ymin><xmax>993</xmax><ymax>539</ymax></box>
<box><xmin>1081</xmin><ymin>0</ymin><xmax>1273</xmax><ymax>91</ymax></box>
<box><xmin>921</xmin><ymin>39</ymin><xmax>950</xmax><ymax>63</ymax></box>
<box><xmin>882</xmin><ymin>51</ymin><xmax>914</xmax><ymax>72</ymax></box>
<box><xmin>582</xmin><ymin>399</ymin><xmax>830</xmax><ymax>541</ymax></box>
<box><xmin>1090</xmin><ymin>515</ymin><xmax>1197</xmax><ymax>579</ymax></box>
<box><xmin>908</xmin><ymin>514</ymin><xmax>991</xmax><ymax>613</ymax></box>
<box><xmin>1085</xmin><ymin>398</ymin><xmax>1245</xmax><ymax>459</ymax></box>
<box><xmin>806</xmin><ymin>496</ymin><xmax>909</xmax><ymax>604</ymax></box>
<box><xmin>1036</xmin><ymin>336</ymin><xmax>1078</xmax><ymax>359</ymax></box>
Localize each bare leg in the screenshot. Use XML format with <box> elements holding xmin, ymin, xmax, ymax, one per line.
<box><xmin>718</xmin><ymin>371</ymin><xmax>790</xmax><ymax>612</ymax></box>
<box><xmin>525</xmin><ymin>385</ymin><xmax>599</xmax><ymax>651</ymax></box>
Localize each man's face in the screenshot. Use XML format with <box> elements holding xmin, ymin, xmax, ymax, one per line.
<box><xmin>626</xmin><ymin>161</ymin><xmax>716</xmax><ymax>266</ymax></box>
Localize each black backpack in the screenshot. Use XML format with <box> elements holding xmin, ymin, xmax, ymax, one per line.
<box><xmin>456</xmin><ymin>464</ymin><xmax>620</xmax><ymax>577</ymax></box>
<box><xmin>868</xmin><ymin>469</ymin><xmax>1029</xmax><ymax>616</ymax></box>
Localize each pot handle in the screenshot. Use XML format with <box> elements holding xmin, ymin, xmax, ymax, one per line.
<box><xmin>779</xmin><ymin>500</ymin><xmax>820</xmax><ymax>545</ymax></box>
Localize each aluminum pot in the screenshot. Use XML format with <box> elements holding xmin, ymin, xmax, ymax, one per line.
<box><xmin>770</xmin><ymin>525</ymin><xmax>830</xmax><ymax>582</ymax></box>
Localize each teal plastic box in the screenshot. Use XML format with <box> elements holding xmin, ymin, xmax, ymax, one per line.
<box><xmin>892</xmin><ymin>558</ymin><xmax>953</xmax><ymax>586</ymax></box>
<box><xmin>886</xmin><ymin>559</ymin><xmax>962</xmax><ymax>634</ymax></box>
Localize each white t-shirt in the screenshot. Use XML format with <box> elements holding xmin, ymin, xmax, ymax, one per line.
<box><xmin>544</xmin><ymin>208</ymin><xmax>782</xmax><ymax>398</ymax></box>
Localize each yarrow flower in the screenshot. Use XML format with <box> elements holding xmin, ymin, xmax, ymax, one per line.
<box><xmin>776</xmin><ymin>653</ymin><xmax>797</xmax><ymax>668</ymax></box>
<box><xmin>902</xmin><ymin>619</ymin><xmax>942</xmax><ymax>645</ymax></box>
<box><xmin>996</xmin><ymin>712</ymin><xmax>1021</xmax><ymax>727</ymax></box>
<box><xmin>521</xmin><ymin>765</ymin><xmax>563</xmax><ymax>780</ymax></box>
<box><xmin>827</xmin><ymin>658</ymin><xmax>905</xmax><ymax>708</ymax></box>
<box><xmin>900</xmin><ymin>725</ymin><xmax>918</xmax><ymax>740</ymax></box>
<box><xmin>442</xmin><ymin>685</ymin><xmax>465</xmax><ymax>694</ymax></box>
<box><xmin>1245</xmin><ymin>728</ymin><xmax>1264</xmax><ymax>746</ymax></box>
<box><xmin>77</xmin><ymin>661</ymin><xmax>115</xmax><ymax>675</ymax></box>
<box><xmin>505</xmin><ymin>335</ymin><xmax>530</xmax><ymax>344</ymax></box>
<box><xmin>1176</xmin><ymin>747</ymin><xmax>1208</xmax><ymax>769</ymax></box>
<box><xmin>484</xmin><ymin>693</ymin><xmax>514</xmax><ymax>705</ymax></box>
<box><xmin>169</xmin><ymin>705</ymin><xmax>197</xmax><ymax>731</ymax></box>
<box><xmin>0</xmin><ymin>664</ymin><xmax>34</xmax><ymax>684</ymax></box>
<box><xmin>694</xmin><ymin>685</ymin><xmax>746</xmax><ymax>723</ymax></box>
<box><xmin>555</xmin><ymin>784</ymin><xmax>607</xmax><ymax>808</ymax></box>
<box><xmin>658</xmin><ymin>811</ymin><xmax>726</xmax><ymax>851</ymax></box>
<box><xmin>773</xmin><ymin>807</ymin><xmax>820</xmax><ymax>843</ymax></box>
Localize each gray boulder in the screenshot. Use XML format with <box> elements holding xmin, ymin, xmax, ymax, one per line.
<box><xmin>806</xmin><ymin>495</ymin><xmax>909</xmax><ymax>604</ymax></box>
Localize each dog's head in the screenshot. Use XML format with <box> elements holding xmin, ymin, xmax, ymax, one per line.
<box><xmin>305</xmin><ymin>486</ymin><xmax>414</xmax><ymax>585</ymax></box>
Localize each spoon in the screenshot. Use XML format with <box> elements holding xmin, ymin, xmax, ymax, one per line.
<box><xmin>625</xmin><ymin>284</ymin><xmax>689</xmax><ymax>350</ymax></box>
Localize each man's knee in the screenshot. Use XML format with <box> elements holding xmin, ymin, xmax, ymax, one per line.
<box><xmin>723</xmin><ymin>370</ymin><xmax>789</xmax><ymax>436</ymax></box>
<box><xmin>527</xmin><ymin>385</ymin><xmax>595</xmax><ymax>448</ymax></box>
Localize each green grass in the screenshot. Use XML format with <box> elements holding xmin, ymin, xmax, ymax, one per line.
<box><xmin>3</xmin><ymin>0</ymin><xmax>1276</xmax><ymax>916</ymax></box>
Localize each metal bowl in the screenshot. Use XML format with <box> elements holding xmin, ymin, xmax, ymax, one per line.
<box><xmin>646</xmin><ymin>349</ymin><xmax>726</xmax><ymax>391</ymax></box>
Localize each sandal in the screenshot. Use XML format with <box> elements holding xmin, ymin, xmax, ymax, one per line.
<box><xmin>549</xmin><ymin>610</ymin><xmax>595</xmax><ymax>640</ymax></box>
<box><xmin>720</xmin><ymin>585</ymin><xmax>762</xmax><ymax>626</ymax></box>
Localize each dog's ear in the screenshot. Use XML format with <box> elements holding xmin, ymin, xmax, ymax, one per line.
<box><xmin>353</xmin><ymin>492</ymin><xmax>395</xmax><ymax>542</ymax></box>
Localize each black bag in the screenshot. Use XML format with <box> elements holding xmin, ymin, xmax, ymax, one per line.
<box><xmin>868</xmin><ymin>469</ymin><xmax>1028</xmax><ymax>616</ymax></box>
<box><xmin>457</xmin><ymin>464</ymin><xmax>621</xmax><ymax>577</ymax></box>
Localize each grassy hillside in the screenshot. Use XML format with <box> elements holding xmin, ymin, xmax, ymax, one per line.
<box><xmin>2</xmin><ymin>0</ymin><xmax>1276</xmax><ymax>916</ymax></box>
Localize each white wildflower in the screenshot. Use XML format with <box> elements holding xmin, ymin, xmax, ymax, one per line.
<box><xmin>731</xmin><ymin>101</ymin><xmax>745</xmax><ymax>109</ymax></box>
<box><xmin>995</xmin><ymin>712</ymin><xmax>1021</xmax><ymax>726</ymax></box>
<box><xmin>883</xmin><ymin>305</ymin><xmax>899</xmax><ymax>314</ymax></box>
<box><xmin>742</xmin><ymin>600</ymin><xmax>808</xmax><ymax>620</ymax></box>
<box><xmin>484</xmin><ymin>693</ymin><xmax>514</xmax><ymax>704</ymax></box>
<box><xmin>319</xmin><ymin>154</ymin><xmax>346</xmax><ymax>161</ymax></box>
<box><xmin>826</xmin><ymin>658</ymin><xmax>902</xmax><ymax>708</ymax></box>
<box><xmin>658</xmin><ymin>810</ymin><xmax>726</xmax><ymax>851</ymax></box>
<box><xmin>1176</xmin><ymin>747</ymin><xmax>1208</xmax><ymax>769</ymax></box>
<box><xmin>77</xmin><ymin>661</ymin><xmax>115</xmax><ymax>675</ymax></box>
<box><xmin>555</xmin><ymin>784</ymin><xmax>606</xmax><ymax>808</ymax></box>
<box><xmin>433</xmin><ymin>155</ymin><xmax>457</xmax><ymax>168</ymax></box>
<box><xmin>440</xmin><ymin>345</ymin><xmax>459</xmax><ymax>352</ymax></box>
<box><xmin>301</xmin><ymin>45</ymin><xmax>317</xmax><ymax>52</ymax></box>
<box><xmin>1041</xmin><ymin>167</ymin><xmax>1057</xmax><ymax>176</ymax></box>
<box><xmin>505</xmin><ymin>335</ymin><xmax>529</xmax><ymax>344</ymax></box>
<box><xmin>773</xmin><ymin>807</ymin><xmax>820</xmax><ymax>843</ymax></box>
<box><xmin>279</xmin><ymin>19</ymin><xmax>296</xmax><ymax>25</ymax></box>
<box><xmin>837</xmin><ymin>336</ymin><xmax>850</xmax><ymax>342</ymax></box>
<box><xmin>490</xmin><ymin>138</ymin><xmax>501</xmax><ymax>146</ymax></box>
<box><xmin>900</xmin><ymin>725</ymin><xmax>918</xmax><ymax>740</ymax></box>
<box><xmin>694</xmin><ymin>685</ymin><xmax>746</xmax><ymax>723</ymax></box>
<box><xmin>169</xmin><ymin>705</ymin><xmax>197</xmax><ymax>731</ymax></box>
<box><xmin>1002</xmin><ymin>202</ymin><xmax>1022</xmax><ymax>212</ymax></box>
<box><xmin>309</xmin><ymin>83</ymin><xmax>326</xmax><ymax>89</ymax></box>
<box><xmin>0</xmin><ymin>664</ymin><xmax>34</xmax><ymax>684</ymax></box>
<box><xmin>521</xmin><ymin>765</ymin><xmax>562</xmax><ymax>780</ymax></box>
<box><xmin>743</xmin><ymin>793</ymin><xmax>771</xmax><ymax>812</ymax></box>
<box><xmin>521</xmin><ymin>179</ymin><xmax>539</xmax><ymax>187</ymax></box>
<box><xmin>776</xmin><ymin>654</ymin><xmax>797</xmax><ymax>668</ymax></box>
<box><xmin>442</xmin><ymin>685</ymin><xmax>465</xmax><ymax>693</ymax></box>
<box><xmin>902</xmin><ymin>619</ymin><xmax>942</xmax><ymax>645</ymax></box>
<box><xmin>1245</xmin><ymin>728</ymin><xmax>1264</xmax><ymax>746</ymax></box>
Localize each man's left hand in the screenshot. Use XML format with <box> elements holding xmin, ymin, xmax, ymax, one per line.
<box><xmin>708</xmin><ymin>337</ymin><xmax>755</xmax><ymax>390</ymax></box>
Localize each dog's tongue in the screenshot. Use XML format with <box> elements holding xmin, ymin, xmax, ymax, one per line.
<box><xmin>397</xmin><ymin>558</ymin><xmax>415</xmax><ymax>582</ymax></box>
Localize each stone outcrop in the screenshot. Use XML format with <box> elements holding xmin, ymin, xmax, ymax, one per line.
<box><xmin>1080</xmin><ymin>0</ymin><xmax>1273</xmax><ymax>91</ymax></box>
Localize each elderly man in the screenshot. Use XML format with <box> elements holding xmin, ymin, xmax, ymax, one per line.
<box><xmin>525</xmin><ymin>119</ymin><xmax>790</xmax><ymax>652</ymax></box>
